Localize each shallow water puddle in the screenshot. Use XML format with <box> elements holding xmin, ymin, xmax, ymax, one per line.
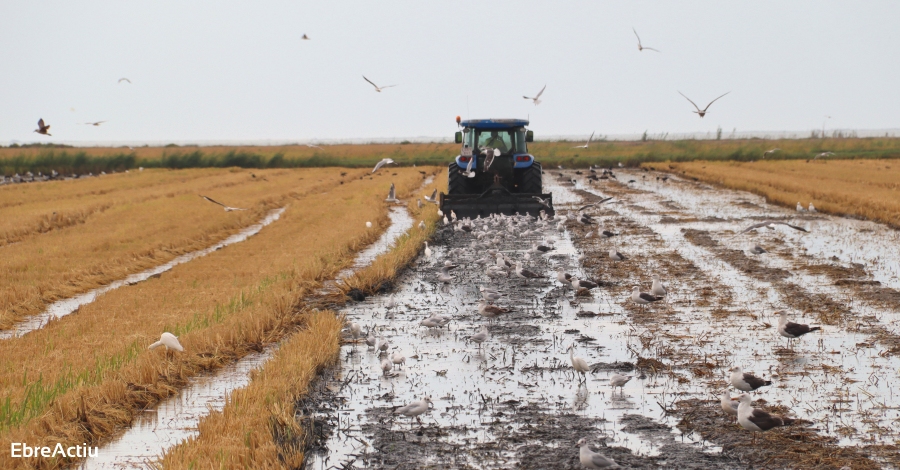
<box><xmin>79</xmin><ymin>205</ymin><xmax>416</xmax><ymax>469</ymax></box>
<box><xmin>581</xmin><ymin>172</ymin><xmax>900</xmax><ymax>449</ymax></box>
<box><xmin>307</xmin><ymin>177</ymin><xmax>726</xmax><ymax>469</ymax></box>
<box><xmin>1</xmin><ymin>208</ymin><xmax>286</xmax><ymax>341</ymax></box>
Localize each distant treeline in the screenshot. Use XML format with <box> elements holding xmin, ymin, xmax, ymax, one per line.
<box><xmin>3</xmin><ymin>137</ymin><xmax>900</xmax><ymax>175</ymax></box>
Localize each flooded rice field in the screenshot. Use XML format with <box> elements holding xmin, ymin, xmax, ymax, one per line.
<box><xmin>306</xmin><ymin>170</ymin><xmax>900</xmax><ymax>469</ymax></box>
<box><xmin>77</xmin><ymin>205</ymin><xmax>416</xmax><ymax>469</ymax></box>
<box><xmin>0</xmin><ymin>208</ymin><xmax>286</xmax><ymax>341</ymax></box>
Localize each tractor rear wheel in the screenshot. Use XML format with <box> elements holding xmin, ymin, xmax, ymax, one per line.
<box><xmin>448</xmin><ymin>163</ymin><xmax>467</xmax><ymax>195</ymax></box>
<box><xmin>519</xmin><ymin>162</ymin><xmax>543</xmax><ymax>193</ymax></box>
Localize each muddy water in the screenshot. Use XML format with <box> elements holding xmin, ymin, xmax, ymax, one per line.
<box><xmin>574</xmin><ymin>172</ymin><xmax>900</xmax><ymax>455</ymax></box>
<box><xmin>306</xmin><ymin>177</ymin><xmax>736</xmax><ymax>470</ymax></box>
<box><xmin>79</xmin><ymin>206</ymin><xmax>417</xmax><ymax>469</ymax></box>
<box><xmin>0</xmin><ymin>208</ymin><xmax>286</xmax><ymax>341</ymax></box>
<box><xmin>308</xmin><ymin>171</ymin><xmax>900</xmax><ymax>469</ymax></box>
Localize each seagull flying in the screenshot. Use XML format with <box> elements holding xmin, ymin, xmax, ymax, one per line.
<box><xmin>633</xmin><ymin>28</ymin><xmax>660</xmax><ymax>52</ymax></box>
<box><xmin>814</xmin><ymin>152</ymin><xmax>835</xmax><ymax>160</ymax></box>
<box><xmin>82</xmin><ymin>121</ymin><xmax>107</xmax><ymax>126</ymax></box>
<box><xmin>532</xmin><ymin>196</ymin><xmax>553</xmax><ymax>210</ymax></box>
<box><xmin>678</xmin><ymin>91</ymin><xmax>730</xmax><ymax>118</ymax></box>
<box><xmin>424</xmin><ymin>189</ymin><xmax>438</xmax><ymax>204</ymax></box>
<box><xmin>305</xmin><ymin>144</ymin><xmax>323</xmax><ymax>150</ymax></box>
<box><xmin>739</xmin><ymin>221</ymin><xmax>809</xmax><ymax>234</ymax></box>
<box><xmin>34</xmin><ymin>118</ymin><xmax>51</xmax><ymax>136</ymax></box>
<box><xmin>200</xmin><ymin>195</ymin><xmax>247</xmax><ymax>212</ymax></box>
<box><xmin>763</xmin><ymin>148</ymin><xmax>781</xmax><ymax>158</ymax></box>
<box><xmin>372</xmin><ymin>158</ymin><xmax>396</xmax><ymax>173</ymax></box>
<box><xmin>301</xmin><ymin>34</ymin><xmax>310</xmax><ymax>40</ymax></box>
<box><xmin>577</xmin><ymin>198</ymin><xmax>613</xmax><ymax>211</ymax></box>
<box><xmin>118</xmin><ymin>78</ymin><xmax>131</xmax><ymax>84</ymax></box>
<box><xmin>461</xmin><ymin>155</ymin><xmax>476</xmax><ymax>178</ymax></box>
<box><xmin>363</xmin><ymin>75</ymin><xmax>396</xmax><ymax>92</ymax></box>
<box><xmin>573</xmin><ymin>131</ymin><xmax>595</xmax><ymax>149</ymax></box>
<box><xmin>523</xmin><ymin>84</ymin><xmax>546</xmax><ymax>105</ymax></box>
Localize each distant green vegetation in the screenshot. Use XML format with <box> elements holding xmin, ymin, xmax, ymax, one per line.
<box><xmin>2</xmin><ymin>137</ymin><xmax>900</xmax><ymax>175</ymax></box>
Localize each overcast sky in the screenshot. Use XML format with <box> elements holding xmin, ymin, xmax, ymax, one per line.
<box><xmin>1</xmin><ymin>1</ymin><xmax>898</xmax><ymax>144</ymax></box>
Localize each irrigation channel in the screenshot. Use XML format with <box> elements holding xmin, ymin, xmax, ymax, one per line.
<box><xmin>0</xmin><ymin>208</ymin><xmax>286</xmax><ymax>341</ymax></box>
<box><xmin>78</xmin><ymin>206</ymin><xmax>415</xmax><ymax>469</ymax></box>
<box><xmin>305</xmin><ymin>171</ymin><xmax>900</xmax><ymax>469</ymax></box>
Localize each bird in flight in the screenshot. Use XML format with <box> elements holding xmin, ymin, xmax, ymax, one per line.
<box><xmin>814</xmin><ymin>152</ymin><xmax>835</xmax><ymax>160</ymax></box>
<box><xmin>301</xmin><ymin>34</ymin><xmax>310</xmax><ymax>40</ymax></box>
<box><xmin>372</xmin><ymin>158</ymin><xmax>396</xmax><ymax>173</ymax></box>
<box><xmin>34</xmin><ymin>119</ymin><xmax>51</xmax><ymax>136</ymax></box>
<box><xmin>305</xmin><ymin>144</ymin><xmax>323</xmax><ymax>150</ymax></box>
<box><xmin>763</xmin><ymin>148</ymin><xmax>781</xmax><ymax>157</ymax></box>
<box><xmin>678</xmin><ymin>91</ymin><xmax>730</xmax><ymax>118</ymax></box>
<box><xmin>363</xmin><ymin>76</ymin><xmax>396</xmax><ymax>92</ymax></box>
<box><xmin>460</xmin><ymin>155</ymin><xmax>476</xmax><ymax>178</ymax></box>
<box><xmin>523</xmin><ymin>84</ymin><xmax>546</xmax><ymax>105</ymax></box>
<box><xmin>633</xmin><ymin>28</ymin><xmax>660</xmax><ymax>52</ymax></box>
<box><xmin>573</xmin><ymin>131</ymin><xmax>595</xmax><ymax>149</ymax></box>
<box><xmin>200</xmin><ymin>195</ymin><xmax>247</xmax><ymax>212</ymax></box>
<box><xmin>738</xmin><ymin>220</ymin><xmax>808</xmax><ymax>234</ymax></box>
<box><xmin>118</xmin><ymin>78</ymin><xmax>131</xmax><ymax>84</ymax></box>
<box><xmin>82</xmin><ymin>121</ymin><xmax>107</xmax><ymax>126</ymax></box>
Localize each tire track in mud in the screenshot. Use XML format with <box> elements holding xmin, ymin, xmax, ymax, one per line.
<box><xmin>572</xmin><ymin>172</ymin><xmax>898</xmax><ymax>468</ymax></box>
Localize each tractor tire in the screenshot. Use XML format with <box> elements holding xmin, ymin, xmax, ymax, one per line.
<box><xmin>448</xmin><ymin>163</ymin><xmax>467</xmax><ymax>195</ymax></box>
<box><xmin>519</xmin><ymin>162</ymin><xmax>543</xmax><ymax>193</ymax></box>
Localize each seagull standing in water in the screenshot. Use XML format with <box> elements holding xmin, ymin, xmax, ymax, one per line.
<box><xmin>394</xmin><ymin>397</ymin><xmax>432</xmax><ymax>424</ymax></box>
<box><xmin>678</xmin><ymin>91</ymin><xmax>730</xmax><ymax>118</ymax></box>
<box><xmin>372</xmin><ymin>158</ymin><xmax>396</xmax><ymax>173</ymax></box>
<box><xmin>385</xmin><ymin>183</ymin><xmax>400</xmax><ymax>203</ymax></box>
<box><xmin>514</xmin><ymin>262</ymin><xmax>543</xmax><ymax>284</ymax></box>
<box><xmin>200</xmin><ymin>195</ymin><xmax>247</xmax><ymax>212</ymax></box>
<box><xmin>437</xmin><ymin>265</ymin><xmax>455</xmax><ymax>283</ymax></box>
<box><xmin>776</xmin><ymin>310</ymin><xmax>821</xmax><ymax>348</ymax></box>
<box><xmin>424</xmin><ymin>241</ymin><xmax>432</xmax><ymax>259</ymax></box>
<box><xmin>729</xmin><ymin>366</ymin><xmax>772</xmax><ymax>392</ymax></box>
<box><xmin>523</xmin><ymin>84</ymin><xmax>546</xmax><ymax>105</ymax></box>
<box><xmin>609</xmin><ymin>374</ymin><xmax>632</xmax><ymax>395</ymax></box>
<box><xmin>737</xmin><ymin>394</ymin><xmax>797</xmax><ymax>444</ymax></box>
<box><xmin>577</xmin><ymin>438</ymin><xmax>619</xmax><ymax>469</ymax></box>
<box><xmin>631</xmin><ymin>286</ymin><xmax>662</xmax><ymax>311</ymax></box>
<box><xmin>478</xmin><ymin>301</ymin><xmax>510</xmax><ymax>322</ymax></box>
<box><xmin>650</xmin><ymin>274</ymin><xmax>667</xmax><ymax>297</ymax></box>
<box><xmin>609</xmin><ymin>248</ymin><xmax>627</xmax><ymax>261</ymax></box>
<box><xmin>149</xmin><ymin>332</ymin><xmax>184</xmax><ymax>352</ymax></box>
<box><xmin>468</xmin><ymin>326</ymin><xmax>490</xmax><ymax>350</ymax></box>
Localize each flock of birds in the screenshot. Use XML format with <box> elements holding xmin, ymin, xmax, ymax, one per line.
<box><xmin>336</xmin><ymin>162</ymin><xmax>829</xmax><ymax>467</ymax></box>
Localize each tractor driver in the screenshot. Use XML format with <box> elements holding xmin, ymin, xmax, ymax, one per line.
<box><xmin>483</xmin><ymin>131</ymin><xmax>509</xmax><ymax>154</ymax></box>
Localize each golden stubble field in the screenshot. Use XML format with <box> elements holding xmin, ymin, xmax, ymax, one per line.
<box><xmin>663</xmin><ymin>159</ymin><xmax>900</xmax><ymax>227</ymax></box>
<box><xmin>0</xmin><ymin>165</ymin><xmax>442</xmax><ymax>469</ymax></box>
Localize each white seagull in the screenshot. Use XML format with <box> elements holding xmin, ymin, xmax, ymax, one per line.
<box><xmin>385</xmin><ymin>183</ymin><xmax>400</xmax><ymax>203</ymax></box>
<box><xmin>200</xmin><ymin>195</ymin><xmax>247</xmax><ymax>212</ymax></box>
<box><xmin>729</xmin><ymin>366</ymin><xmax>772</xmax><ymax>392</ymax></box>
<box><xmin>763</xmin><ymin>148</ymin><xmax>781</xmax><ymax>158</ymax></box>
<box><xmin>424</xmin><ymin>241</ymin><xmax>432</xmax><ymax>258</ymax></box>
<box><xmin>577</xmin><ymin>438</ymin><xmax>619</xmax><ymax>469</ymax></box>
<box><xmin>118</xmin><ymin>77</ymin><xmax>131</xmax><ymax>84</ymax></box>
<box><xmin>523</xmin><ymin>84</ymin><xmax>546</xmax><ymax>105</ymax></box>
<box><xmin>372</xmin><ymin>158</ymin><xmax>396</xmax><ymax>173</ymax></box>
<box><xmin>461</xmin><ymin>155</ymin><xmax>476</xmax><ymax>178</ymax></box>
<box><xmin>424</xmin><ymin>189</ymin><xmax>438</xmax><ymax>204</ymax></box>
<box><xmin>721</xmin><ymin>390</ymin><xmax>740</xmax><ymax>417</ymax></box>
<box><xmin>631</xmin><ymin>286</ymin><xmax>663</xmax><ymax>310</ymax></box>
<box><xmin>468</xmin><ymin>326</ymin><xmax>490</xmax><ymax>350</ymax></box>
<box><xmin>573</xmin><ymin>131</ymin><xmax>595</xmax><ymax>149</ymax></box>
<box><xmin>650</xmin><ymin>274</ymin><xmax>667</xmax><ymax>297</ymax></box>
<box><xmin>678</xmin><ymin>91</ymin><xmax>730</xmax><ymax>118</ymax></box>
<box><xmin>609</xmin><ymin>248</ymin><xmax>627</xmax><ymax>261</ymax></box>
<box><xmin>808</xmin><ymin>202</ymin><xmax>816</xmax><ymax>213</ymax></box>
<box><xmin>633</xmin><ymin>28</ymin><xmax>660</xmax><ymax>52</ymax></box>
<box><xmin>363</xmin><ymin>75</ymin><xmax>396</xmax><ymax>92</ymax></box>
<box><xmin>394</xmin><ymin>397</ymin><xmax>432</xmax><ymax>423</ymax></box>
<box><xmin>609</xmin><ymin>374</ymin><xmax>632</xmax><ymax>395</ymax></box>
<box><xmin>149</xmin><ymin>332</ymin><xmax>184</xmax><ymax>352</ymax></box>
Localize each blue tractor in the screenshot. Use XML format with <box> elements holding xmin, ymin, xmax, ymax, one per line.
<box><xmin>439</xmin><ymin>118</ymin><xmax>553</xmax><ymax>217</ymax></box>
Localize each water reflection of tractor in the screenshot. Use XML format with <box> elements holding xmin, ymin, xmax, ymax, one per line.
<box><xmin>439</xmin><ymin>118</ymin><xmax>554</xmax><ymax>218</ymax></box>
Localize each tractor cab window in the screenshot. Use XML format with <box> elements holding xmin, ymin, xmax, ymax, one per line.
<box><xmin>470</xmin><ymin>128</ymin><xmax>527</xmax><ymax>155</ymax></box>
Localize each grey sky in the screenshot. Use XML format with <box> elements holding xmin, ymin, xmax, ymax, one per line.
<box><xmin>1</xmin><ymin>1</ymin><xmax>898</xmax><ymax>144</ymax></box>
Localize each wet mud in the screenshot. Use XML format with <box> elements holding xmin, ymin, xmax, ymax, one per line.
<box><xmin>306</xmin><ymin>170</ymin><xmax>900</xmax><ymax>469</ymax></box>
